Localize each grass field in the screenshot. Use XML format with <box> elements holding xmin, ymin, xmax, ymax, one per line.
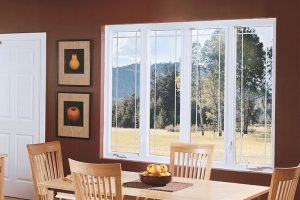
<box><xmin>112</xmin><ymin>127</ymin><xmax>272</xmax><ymax>165</ymax></box>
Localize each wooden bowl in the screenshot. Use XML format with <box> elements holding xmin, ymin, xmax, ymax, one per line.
<box><xmin>139</xmin><ymin>172</ymin><xmax>172</xmax><ymax>186</ymax></box>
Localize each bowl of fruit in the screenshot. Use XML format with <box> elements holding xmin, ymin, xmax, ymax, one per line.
<box><xmin>139</xmin><ymin>164</ymin><xmax>172</xmax><ymax>186</ymax></box>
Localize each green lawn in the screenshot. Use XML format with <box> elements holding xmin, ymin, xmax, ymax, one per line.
<box><xmin>112</xmin><ymin>127</ymin><xmax>271</xmax><ymax>165</ymax></box>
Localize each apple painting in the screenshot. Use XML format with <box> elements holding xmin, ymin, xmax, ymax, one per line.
<box><xmin>64</xmin><ymin>101</ymin><xmax>83</xmax><ymax>127</ymax></box>
<box><xmin>67</xmin><ymin>106</ymin><xmax>80</xmax><ymax>122</ymax></box>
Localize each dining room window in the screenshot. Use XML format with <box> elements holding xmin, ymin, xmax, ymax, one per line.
<box><xmin>104</xmin><ymin>19</ymin><xmax>276</xmax><ymax>169</ymax></box>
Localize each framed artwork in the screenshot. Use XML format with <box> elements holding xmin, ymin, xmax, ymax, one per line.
<box><xmin>58</xmin><ymin>40</ymin><xmax>91</xmax><ymax>86</ymax></box>
<box><xmin>57</xmin><ymin>92</ymin><xmax>90</xmax><ymax>139</ymax></box>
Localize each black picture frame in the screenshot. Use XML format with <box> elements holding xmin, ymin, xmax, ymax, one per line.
<box><xmin>56</xmin><ymin>92</ymin><xmax>91</xmax><ymax>139</ymax></box>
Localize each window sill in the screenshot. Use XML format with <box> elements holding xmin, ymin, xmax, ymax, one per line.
<box><xmin>212</xmin><ymin>164</ymin><xmax>273</xmax><ymax>174</ymax></box>
<box><xmin>103</xmin><ymin>154</ymin><xmax>273</xmax><ymax>174</ymax></box>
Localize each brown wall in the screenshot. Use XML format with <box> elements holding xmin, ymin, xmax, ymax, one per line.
<box><xmin>1</xmin><ymin>0</ymin><xmax>299</xmax><ymax>198</ymax></box>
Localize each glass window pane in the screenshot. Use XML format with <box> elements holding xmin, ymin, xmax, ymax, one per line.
<box><xmin>150</xmin><ymin>30</ymin><xmax>181</xmax><ymax>156</ymax></box>
<box><xmin>235</xmin><ymin>26</ymin><xmax>273</xmax><ymax>165</ymax></box>
<box><xmin>190</xmin><ymin>29</ymin><xmax>225</xmax><ymax>161</ymax></box>
<box><xmin>111</xmin><ymin>31</ymin><xmax>140</xmax><ymax>154</ymax></box>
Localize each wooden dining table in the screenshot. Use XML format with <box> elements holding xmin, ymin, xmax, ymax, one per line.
<box><xmin>41</xmin><ymin>171</ymin><xmax>269</xmax><ymax>200</ymax></box>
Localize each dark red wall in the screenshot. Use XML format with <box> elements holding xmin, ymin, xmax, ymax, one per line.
<box><xmin>0</xmin><ymin>0</ymin><xmax>299</xmax><ymax>198</ymax></box>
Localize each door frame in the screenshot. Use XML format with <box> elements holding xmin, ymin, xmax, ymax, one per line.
<box><xmin>0</xmin><ymin>32</ymin><xmax>46</xmax><ymax>142</ymax></box>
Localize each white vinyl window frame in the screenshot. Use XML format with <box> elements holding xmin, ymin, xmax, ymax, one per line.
<box><xmin>103</xmin><ymin>18</ymin><xmax>276</xmax><ymax>172</ymax></box>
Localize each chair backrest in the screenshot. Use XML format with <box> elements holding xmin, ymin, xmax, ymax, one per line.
<box><xmin>169</xmin><ymin>143</ymin><xmax>214</xmax><ymax>180</ymax></box>
<box><xmin>69</xmin><ymin>159</ymin><xmax>122</xmax><ymax>200</ymax></box>
<box><xmin>27</xmin><ymin>141</ymin><xmax>64</xmax><ymax>200</ymax></box>
<box><xmin>268</xmin><ymin>165</ymin><xmax>300</xmax><ymax>200</ymax></box>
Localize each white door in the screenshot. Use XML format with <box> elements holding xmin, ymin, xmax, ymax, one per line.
<box><xmin>0</xmin><ymin>33</ymin><xmax>46</xmax><ymax>199</ymax></box>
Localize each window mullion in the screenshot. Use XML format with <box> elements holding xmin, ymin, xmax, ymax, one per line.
<box><xmin>180</xmin><ymin>28</ymin><xmax>192</xmax><ymax>143</ymax></box>
<box><xmin>224</xmin><ymin>26</ymin><xmax>237</xmax><ymax>165</ymax></box>
<box><xmin>139</xmin><ymin>29</ymin><xmax>150</xmax><ymax>157</ymax></box>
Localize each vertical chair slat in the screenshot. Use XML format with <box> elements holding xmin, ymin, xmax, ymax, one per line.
<box><xmin>290</xmin><ymin>179</ymin><xmax>298</xmax><ymax>200</ymax></box>
<box><xmin>51</xmin><ymin>152</ymin><xmax>58</xmax><ymax>179</ymax></box>
<box><xmin>193</xmin><ymin>153</ymin><xmax>199</xmax><ymax>179</ymax></box>
<box><xmin>279</xmin><ymin>181</ymin><xmax>286</xmax><ymax>200</ymax></box>
<box><xmin>81</xmin><ymin>174</ymin><xmax>88</xmax><ymax>200</ymax></box>
<box><xmin>169</xmin><ymin>150</ymin><xmax>175</xmax><ymax>177</ymax></box>
<box><xmin>286</xmin><ymin>180</ymin><xmax>292</xmax><ymax>200</ymax></box>
<box><xmin>198</xmin><ymin>155</ymin><xmax>203</xmax><ymax>179</ymax></box>
<box><xmin>189</xmin><ymin>153</ymin><xmax>194</xmax><ymax>178</ymax></box>
<box><xmin>41</xmin><ymin>154</ymin><xmax>49</xmax><ymax>180</ymax></box>
<box><xmin>108</xmin><ymin>177</ymin><xmax>113</xmax><ymax>200</ymax></box>
<box><xmin>55</xmin><ymin>152</ymin><xmax>60</xmax><ymax>178</ymax></box>
<box><xmin>275</xmin><ymin>181</ymin><xmax>282</xmax><ymax>200</ymax></box>
<box><xmin>203</xmin><ymin>154</ymin><xmax>208</xmax><ymax>179</ymax></box>
<box><xmin>87</xmin><ymin>175</ymin><xmax>93</xmax><ymax>200</ymax></box>
<box><xmin>180</xmin><ymin>153</ymin><xmax>184</xmax><ymax>177</ymax></box>
<box><xmin>87</xmin><ymin>175</ymin><xmax>92</xmax><ymax>200</ymax></box>
<box><xmin>91</xmin><ymin>175</ymin><xmax>96</xmax><ymax>200</ymax></box>
<box><xmin>102</xmin><ymin>177</ymin><xmax>107</xmax><ymax>200</ymax></box>
<box><xmin>176</xmin><ymin>152</ymin><xmax>180</xmax><ymax>176</ymax></box>
<box><xmin>284</xmin><ymin>180</ymin><xmax>291</xmax><ymax>199</ymax></box>
<box><xmin>47</xmin><ymin>153</ymin><xmax>54</xmax><ymax>179</ymax></box>
<box><xmin>37</xmin><ymin>154</ymin><xmax>45</xmax><ymax>182</ymax></box>
<box><xmin>285</xmin><ymin>180</ymin><xmax>291</xmax><ymax>199</ymax></box>
<box><xmin>97</xmin><ymin>177</ymin><xmax>103</xmax><ymax>200</ymax></box>
<box><xmin>185</xmin><ymin>153</ymin><xmax>190</xmax><ymax>178</ymax></box>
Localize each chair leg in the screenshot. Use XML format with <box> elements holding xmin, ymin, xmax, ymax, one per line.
<box><xmin>47</xmin><ymin>190</ymin><xmax>55</xmax><ymax>200</ymax></box>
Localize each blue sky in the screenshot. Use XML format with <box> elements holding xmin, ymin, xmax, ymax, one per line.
<box><xmin>113</xmin><ymin>27</ymin><xmax>273</xmax><ymax>67</ymax></box>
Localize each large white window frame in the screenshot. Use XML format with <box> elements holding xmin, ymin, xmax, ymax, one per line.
<box><xmin>104</xmin><ymin>18</ymin><xmax>276</xmax><ymax>171</ymax></box>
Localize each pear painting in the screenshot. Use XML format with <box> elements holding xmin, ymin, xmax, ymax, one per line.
<box><xmin>64</xmin><ymin>49</ymin><xmax>84</xmax><ymax>74</ymax></box>
<box><xmin>69</xmin><ymin>54</ymin><xmax>80</xmax><ymax>70</ymax></box>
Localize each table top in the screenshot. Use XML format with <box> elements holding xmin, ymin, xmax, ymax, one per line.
<box><xmin>41</xmin><ymin>171</ymin><xmax>269</xmax><ymax>200</ymax></box>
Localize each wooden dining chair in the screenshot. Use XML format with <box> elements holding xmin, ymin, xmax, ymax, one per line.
<box><xmin>27</xmin><ymin>141</ymin><xmax>75</xmax><ymax>200</ymax></box>
<box><xmin>169</xmin><ymin>143</ymin><xmax>214</xmax><ymax>180</ymax></box>
<box><xmin>268</xmin><ymin>165</ymin><xmax>300</xmax><ymax>200</ymax></box>
<box><xmin>69</xmin><ymin>159</ymin><xmax>123</xmax><ymax>200</ymax></box>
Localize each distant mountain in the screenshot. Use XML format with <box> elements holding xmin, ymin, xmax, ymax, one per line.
<box><xmin>112</xmin><ymin>62</ymin><xmax>178</xmax><ymax>99</ymax></box>
<box><xmin>112</xmin><ymin>64</ymin><xmax>140</xmax><ymax>99</ymax></box>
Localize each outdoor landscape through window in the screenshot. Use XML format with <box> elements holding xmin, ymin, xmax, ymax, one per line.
<box><xmin>106</xmin><ymin>20</ymin><xmax>275</xmax><ymax>167</ymax></box>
